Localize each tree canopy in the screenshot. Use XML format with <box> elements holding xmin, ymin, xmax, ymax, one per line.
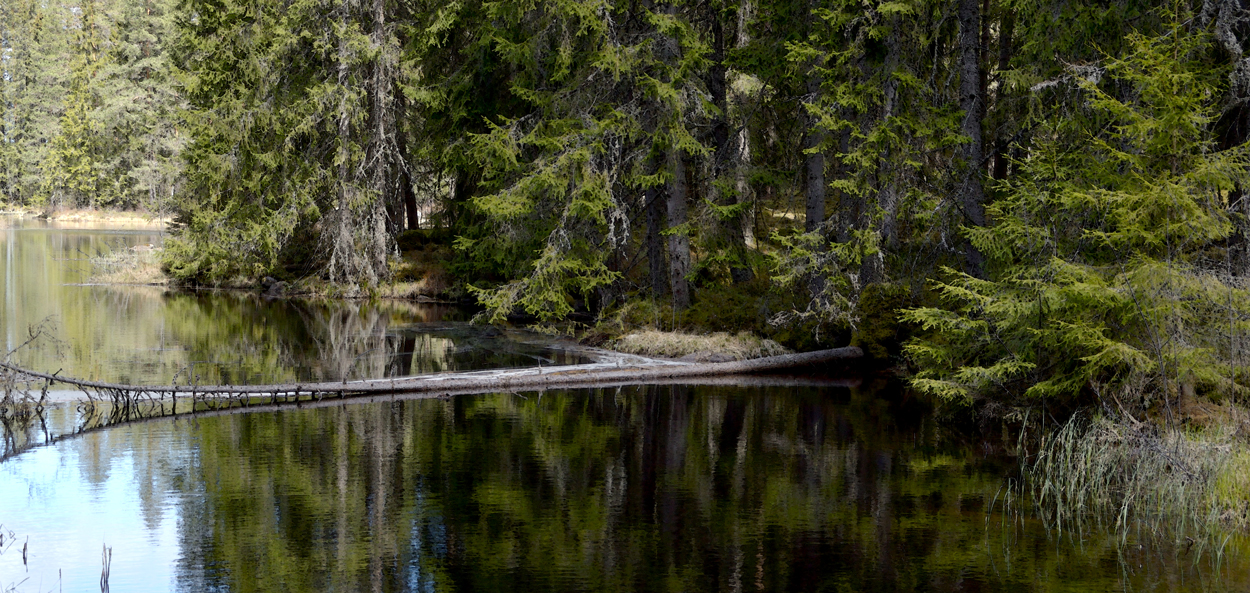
<box><xmin>5</xmin><ymin>0</ymin><xmax>1250</xmax><ymax>409</ymax></box>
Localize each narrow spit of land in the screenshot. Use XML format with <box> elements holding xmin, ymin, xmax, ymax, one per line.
<box><xmin>1</xmin><ymin>347</ymin><xmax>863</xmax><ymax>402</ymax></box>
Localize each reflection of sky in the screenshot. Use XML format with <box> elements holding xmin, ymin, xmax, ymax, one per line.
<box><xmin>0</xmin><ymin>423</ymin><xmax>186</xmax><ymax>593</ymax></box>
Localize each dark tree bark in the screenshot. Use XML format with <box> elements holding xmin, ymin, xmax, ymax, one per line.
<box><xmin>401</xmin><ymin>168</ymin><xmax>419</xmax><ymax>230</ymax></box>
<box><xmin>709</xmin><ymin>13</ymin><xmax>730</xmax><ymax>165</ymax></box>
<box><xmin>395</xmin><ymin>125</ymin><xmax>420</xmax><ymax>230</ymax></box>
<box><xmin>708</xmin><ymin>0</ymin><xmax>753</xmax><ymax>283</ymax></box>
<box><xmin>957</xmin><ymin>0</ymin><xmax>988</xmax><ymax>278</ymax></box>
<box><xmin>1201</xmin><ymin>0</ymin><xmax>1250</xmax><ymax>275</ymax></box>
<box><xmin>859</xmin><ymin>22</ymin><xmax>900</xmax><ymax>286</ymax></box>
<box><xmin>991</xmin><ymin>7</ymin><xmax>1014</xmax><ymax>181</ymax></box>
<box><xmin>646</xmin><ymin>187</ymin><xmax>668</xmax><ymax>297</ymax></box>
<box><xmin>834</xmin><ymin>126</ymin><xmax>856</xmax><ymax>243</ymax></box>
<box><xmin>668</xmin><ymin>151</ymin><xmax>691</xmax><ymax>310</ymax></box>
<box><xmin>803</xmin><ymin>78</ymin><xmax>825</xmax><ymax>234</ymax></box>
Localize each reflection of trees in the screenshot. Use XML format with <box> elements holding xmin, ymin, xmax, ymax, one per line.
<box><xmin>298</xmin><ymin>301</ymin><xmax>407</xmax><ymax>382</ymax></box>
<box><xmin>172</xmin><ymin>384</ymin><xmax>1250</xmax><ymax>592</ymax></box>
<box><xmin>3</xmin><ymin>222</ymin><xmax>589</xmax><ymax>390</ymax></box>
<box><xmin>2</xmin><ymin>224</ymin><xmax>489</xmax><ymax>386</ymax></box>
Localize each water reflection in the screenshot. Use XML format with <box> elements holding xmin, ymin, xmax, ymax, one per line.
<box><xmin>2</xmin><ymin>383</ymin><xmax>1245</xmax><ymax>592</ymax></box>
<box><xmin>0</xmin><ymin>216</ymin><xmax>589</xmax><ymax>388</ymax></box>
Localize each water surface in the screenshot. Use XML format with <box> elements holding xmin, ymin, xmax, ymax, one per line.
<box><xmin>3</xmin><ymin>384</ymin><xmax>1246</xmax><ymax>592</ymax></box>
<box><xmin>0</xmin><ymin>215</ymin><xmax>589</xmax><ymax>388</ymax></box>
<box><xmin>1</xmin><ymin>220</ymin><xmax>1247</xmax><ymax>592</ymax></box>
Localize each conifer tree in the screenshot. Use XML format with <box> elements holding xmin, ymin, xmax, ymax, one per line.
<box><xmin>906</xmin><ymin>15</ymin><xmax>1250</xmax><ymax>408</ymax></box>
<box><xmin>167</xmin><ymin>0</ymin><xmax>407</xmax><ymax>286</ymax></box>
<box><xmin>41</xmin><ymin>0</ymin><xmax>110</xmax><ymax>209</ymax></box>
<box><xmin>97</xmin><ymin>0</ymin><xmax>185</xmax><ymax>212</ymax></box>
<box><xmin>461</xmin><ymin>0</ymin><xmax>712</xmax><ymax>321</ymax></box>
<box><xmin>0</xmin><ymin>0</ymin><xmax>72</xmax><ymax>205</ymax></box>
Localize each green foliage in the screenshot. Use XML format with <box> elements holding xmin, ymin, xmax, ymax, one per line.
<box><xmin>905</xmin><ymin>18</ymin><xmax>1250</xmax><ymax>407</ymax></box>
<box><xmin>0</xmin><ymin>0</ymin><xmax>72</xmax><ymax>204</ymax></box>
<box><xmin>852</xmin><ymin>282</ymin><xmax>913</xmax><ymax>361</ymax></box>
<box><xmin>166</xmin><ymin>0</ymin><xmax>404</xmax><ymax>286</ymax></box>
<box><xmin>0</xmin><ymin>0</ymin><xmax>184</xmax><ymax>210</ymax></box>
<box><xmin>458</xmin><ymin>0</ymin><xmax>717</xmax><ymax>320</ymax></box>
<box><xmin>768</xmin><ymin>227</ymin><xmax>874</xmax><ymax>327</ymax></box>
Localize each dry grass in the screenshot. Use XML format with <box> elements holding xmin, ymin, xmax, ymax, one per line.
<box><xmin>29</xmin><ymin>207</ymin><xmax>169</xmax><ymax>228</ymax></box>
<box><xmin>385</xmin><ymin>244</ymin><xmax>454</xmax><ymax>299</ymax></box>
<box><xmin>1028</xmin><ymin>411</ymin><xmax>1250</xmax><ymax>560</ymax></box>
<box><xmin>610</xmin><ymin>330</ymin><xmax>791</xmax><ymax>361</ymax></box>
<box><xmin>90</xmin><ymin>249</ymin><xmax>167</xmax><ymax>285</ymax></box>
<box><xmin>377</xmin><ymin>276</ymin><xmax>452</xmax><ymax>300</ymax></box>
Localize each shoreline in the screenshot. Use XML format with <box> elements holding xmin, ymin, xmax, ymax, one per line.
<box><xmin>1</xmin><ymin>206</ymin><xmax>170</xmax><ymax>228</ymax></box>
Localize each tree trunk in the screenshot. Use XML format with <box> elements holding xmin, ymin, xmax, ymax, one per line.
<box><xmin>802</xmin><ymin>0</ymin><xmax>825</xmax><ymax>234</ymax></box>
<box><xmin>958</xmin><ymin>0</ymin><xmax>987</xmax><ymax>278</ymax></box>
<box><xmin>329</xmin><ymin>0</ymin><xmax>357</xmax><ymax>284</ymax></box>
<box><xmin>711</xmin><ymin>0</ymin><xmax>753</xmax><ymax>283</ymax></box>
<box><xmin>646</xmin><ymin>187</ymin><xmax>668</xmax><ymax>298</ymax></box>
<box><xmin>834</xmin><ymin>126</ymin><xmax>856</xmax><ymax>243</ymax></box>
<box><xmin>393</xmin><ymin>101</ymin><xmax>420</xmax><ymax>231</ymax></box>
<box><xmin>991</xmin><ymin>8</ymin><xmax>1014</xmax><ymax>181</ymax></box>
<box><xmin>859</xmin><ymin>22</ymin><xmax>900</xmax><ymax>286</ymax></box>
<box><xmin>728</xmin><ymin>126</ymin><xmax>754</xmax><ymax>284</ymax></box>
<box><xmin>325</xmin><ymin>0</ymin><xmax>394</xmax><ymax>287</ymax></box>
<box><xmin>668</xmin><ymin>151</ymin><xmax>691</xmax><ymax>310</ymax></box>
<box><xmin>803</xmin><ymin>81</ymin><xmax>825</xmax><ymax>234</ymax></box>
<box><xmin>0</xmin><ymin>346</ymin><xmax>865</xmax><ymax>399</ymax></box>
<box><xmin>365</xmin><ymin>0</ymin><xmax>394</xmax><ymax>275</ymax></box>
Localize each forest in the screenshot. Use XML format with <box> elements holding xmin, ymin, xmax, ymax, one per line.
<box><xmin>4</xmin><ymin>0</ymin><xmax>1250</xmax><ymax>417</ymax></box>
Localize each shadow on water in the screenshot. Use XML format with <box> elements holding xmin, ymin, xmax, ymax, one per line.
<box><xmin>3</xmin><ymin>377</ymin><xmax>1249</xmax><ymax>592</ymax></box>
<box><xmin>4</xmin><ymin>220</ymin><xmax>1249</xmax><ymax>591</ymax></box>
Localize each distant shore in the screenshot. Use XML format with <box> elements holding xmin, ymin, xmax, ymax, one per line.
<box><xmin>1</xmin><ymin>206</ymin><xmax>169</xmax><ymax>229</ymax></box>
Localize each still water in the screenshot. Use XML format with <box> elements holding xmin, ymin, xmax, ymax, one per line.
<box><xmin>0</xmin><ymin>219</ymin><xmax>1247</xmax><ymax>592</ymax></box>
<box><xmin>0</xmin><ymin>216</ymin><xmax>590</xmax><ymax>388</ymax></box>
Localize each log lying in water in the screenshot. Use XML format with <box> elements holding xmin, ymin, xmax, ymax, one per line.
<box><xmin>0</xmin><ymin>346</ymin><xmax>862</xmax><ymax>399</ymax></box>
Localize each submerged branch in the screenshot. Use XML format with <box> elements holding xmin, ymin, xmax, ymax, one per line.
<box><xmin>0</xmin><ymin>347</ymin><xmax>862</xmax><ymax>461</ymax></box>
<box><xmin>0</xmin><ymin>347</ymin><xmax>862</xmax><ymax>400</ymax></box>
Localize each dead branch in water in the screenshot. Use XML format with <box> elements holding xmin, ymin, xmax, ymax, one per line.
<box><xmin>0</xmin><ymin>347</ymin><xmax>861</xmax><ymax>401</ymax></box>
<box><xmin>0</xmin><ymin>347</ymin><xmax>862</xmax><ymax>460</ymax></box>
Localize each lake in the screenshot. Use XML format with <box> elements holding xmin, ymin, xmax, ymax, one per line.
<box><xmin>0</xmin><ymin>217</ymin><xmax>1246</xmax><ymax>592</ymax></box>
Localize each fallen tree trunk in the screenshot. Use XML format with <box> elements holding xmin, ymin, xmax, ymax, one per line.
<box><xmin>0</xmin><ymin>346</ymin><xmax>862</xmax><ymax>399</ymax></box>
<box><xmin>0</xmin><ymin>350</ymin><xmax>864</xmax><ymax>462</ymax></box>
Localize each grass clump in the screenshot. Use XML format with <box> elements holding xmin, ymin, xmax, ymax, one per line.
<box><xmin>610</xmin><ymin>330</ymin><xmax>790</xmax><ymax>361</ymax></box>
<box><xmin>1029</xmin><ymin>411</ymin><xmax>1250</xmax><ymax>557</ymax></box>
<box><xmin>387</xmin><ymin>233</ymin><xmax>455</xmax><ymax>299</ymax></box>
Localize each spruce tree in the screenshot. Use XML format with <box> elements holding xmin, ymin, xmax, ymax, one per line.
<box><xmin>98</xmin><ymin>0</ymin><xmax>185</xmax><ymax>212</ymax></box>
<box><xmin>461</xmin><ymin>0</ymin><xmax>712</xmax><ymax>321</ymax></box>
<box><xmin>167</xmin><ymin>0</ymin><xmax>406</xmax><ymax>287</ymax></box>
<box><xmin>41</xmin><ymin>0</ymin><xmax>110</xmax><ymax>210</ymax></box>
<box><xmin>905</xmin><ymin>16</ymin><xmax>1250</xmax><ymax>408</ymax></box>
<box><xmin>1</xmin><ymin>0</ymin><xmax>72</xmax><ymax>205</ymax></box>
